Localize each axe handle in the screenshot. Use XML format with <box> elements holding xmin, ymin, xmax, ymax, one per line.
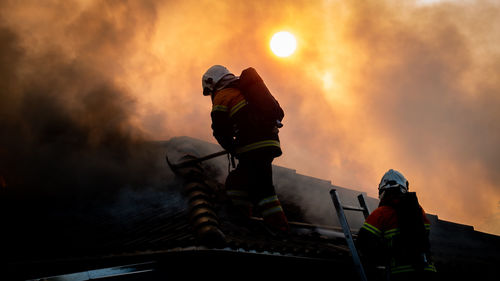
<box><xmin>169</xmin><ymin>150</ymin><xmax>228</xmax><ymax>169</ymax></box>
<box><xmin>193</xmin><ymin>150</ymin><xmax>229</xmax><ymax>163</ymax></box>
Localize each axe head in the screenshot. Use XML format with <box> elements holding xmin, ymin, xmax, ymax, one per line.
<box><xmin>166</xmin><ymin>154</ymin><xmax>199</xmax><ymax>172</ymax></box>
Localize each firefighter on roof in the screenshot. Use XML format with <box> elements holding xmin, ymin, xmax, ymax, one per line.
<box><xmin>356</xmin><ymin>169</ymin><xmax>437</xmax><ymax>281</ymax></box>
<box><xmin>202</xmin><ymin>65</ymin><xmax>289</xmax><ymax>233</ymax></box>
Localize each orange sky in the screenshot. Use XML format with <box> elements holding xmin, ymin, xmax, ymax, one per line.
<box><xmin>1</xmin><ymin>0</ymin><xmax>499</xmax><ymax>235</ymax></box>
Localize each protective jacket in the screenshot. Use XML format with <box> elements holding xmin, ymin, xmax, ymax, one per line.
<box><xmin>211</xmin><ymin>83</ymin><xmax>288</xmax><ymax>232</ymax></box>
<box><xmin>357</xmin><ymin>193</ymin><xmax>437</xmax><ymax>280</ymax></box>
<box><xmin>210</xmin><ymin>84</ymin><xmax>282</xmax><ymax>157</ymax></box>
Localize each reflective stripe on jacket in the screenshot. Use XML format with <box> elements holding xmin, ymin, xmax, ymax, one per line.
<box><xmin>360</xmin><ymin>205</ymin><xmax>437</xmax><ymax>275</ymax></box>
<box><xmin>211</xmin><ymin>87</ymin><xmax>281</xmax><ymax>157</ymax></box>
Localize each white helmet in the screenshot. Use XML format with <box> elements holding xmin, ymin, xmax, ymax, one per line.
<box><xmin>202</xmin><ymin>65</ymin><xmax>237</xmax><ymax>96</ymax></box>
<box><xmin>378</xmin><ymin>169</ymin><xmax>409</xmax><ymax>198</ymax></box>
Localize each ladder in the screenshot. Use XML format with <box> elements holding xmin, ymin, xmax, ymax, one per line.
<box><xmin>330</xmin><ymin>189</ymin><xmax>372</xmax><ymax>281</ymax></box>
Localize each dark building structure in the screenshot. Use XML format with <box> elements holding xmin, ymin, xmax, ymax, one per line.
<box><xmin>3</xmin><ymin>136</ymin><xmax>499</xmax><ymax>280</ymax></box>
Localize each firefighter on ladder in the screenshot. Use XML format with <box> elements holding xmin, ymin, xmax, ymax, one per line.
<box><xmin>356</xmin><ymin>169</ymin><xmax>437</xmax><ymax>281</ymax></box>
<box><xmin>201</xmin><ymin>65</ymin><xmax>289</xmax><ymax>234</ymax></box>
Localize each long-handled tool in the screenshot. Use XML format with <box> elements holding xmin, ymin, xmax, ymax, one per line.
<box><xmin>166</xmin><ymin>150</ymin><xmax>229</xmax><ymax>171</ymax></box>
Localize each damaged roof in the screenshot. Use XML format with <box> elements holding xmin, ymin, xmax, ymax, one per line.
<box><xmin>3</xmin><ymin>136</ymin><xmax>364</xmax><ymax>280</ymax></box>
<box><xmin>4</xmin><ymin>136</ymin><xmax>499</xmax><ymax>281</ymax></box>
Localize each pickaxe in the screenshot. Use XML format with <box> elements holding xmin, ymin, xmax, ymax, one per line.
<box><xmin>166</xmin><ymin>150</ymin><xmax>229</xmax><ymax>171</ymax></box>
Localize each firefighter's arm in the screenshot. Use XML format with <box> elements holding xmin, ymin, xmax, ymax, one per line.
<box><xmin>356</xmin><ymin>209</ymin><xmax>385</xmax><ymax>264</ymax></box>
<box><xmin>211</xmin><ymin>110</ymin><xmax>235</xmax><ymax>153</ymax></box>
<box><xmin>356</xmin><ymin>224</ymin><xmax>383</xmax><ymax>261</ymax></box>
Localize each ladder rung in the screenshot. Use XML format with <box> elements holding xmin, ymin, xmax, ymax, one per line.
<box><xmin>342</xmin><ymin>205</ymin><xmax>366</xmax><ymax>212</ymax></box>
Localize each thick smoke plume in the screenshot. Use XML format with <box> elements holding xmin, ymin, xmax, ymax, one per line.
<box><xmin>0</xmin><ymin>1</ymin><xmax>188</xmax><ymax>260</ymax></box>
<box><xmin>0</xmin><ymin>2</ymin><xmax>157</xmax><ymax>204</ymax></box>
<box><xmin>1</xmin><ymin>0</ymin><xmax>499</xmax><ymax>237</ymax></box>
<box><xmin>0</xmin><ymin>0</ymin><xmax>187</xmax><ymax>249</ymax></box>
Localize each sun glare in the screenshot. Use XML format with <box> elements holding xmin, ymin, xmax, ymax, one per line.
<box><xmin>270</xmin><ymin>31</ymin><xmax>297</xmax><ymax>57</ymax></box>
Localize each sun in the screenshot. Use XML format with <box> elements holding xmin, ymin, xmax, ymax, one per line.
<box><xmin>270</xmin><ymin>31</ymin><xmax>297</xmax><ymax>57</ymax></box>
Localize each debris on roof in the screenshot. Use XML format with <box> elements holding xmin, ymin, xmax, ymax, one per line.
<box><xmin>3</xmin><ymin>136</ymin><xmax>500</xmax><ymax>281</ymax></box>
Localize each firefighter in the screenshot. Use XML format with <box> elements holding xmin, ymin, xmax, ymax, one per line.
<box><xmin>201</xmin><ymin>65</ymin><xmax>289</xmax><ymax>234</ymax></box>
<box><xmin>356</xmin><ymin>169</ymin><xmax>437</xmax><ymax>281</ymax></box>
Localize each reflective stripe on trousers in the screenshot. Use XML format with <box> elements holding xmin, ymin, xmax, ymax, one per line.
<box><xmin>258</xmin><ymin>195</ymin><xmax>284</xmax><ymax>217</ymax></box>
<box><xmin>227</xmin><ymin>189</ymin><xmax>252</xmax><ymax>208</ymax></box>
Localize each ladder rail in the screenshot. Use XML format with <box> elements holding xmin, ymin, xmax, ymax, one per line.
<box><xmin>357</xmin><ymin>193</ymin><xmax>371</xmax><ymax>219</ymax></box>
<box><xmin>330</xmin><ymin>189</ymin><xmax>369</xmax><ymax>281</ymax></box>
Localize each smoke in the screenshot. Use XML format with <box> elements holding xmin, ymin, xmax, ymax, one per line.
<box><xmin>0</xmin><ymin>0</ymin><xmax>186</xmax><ymax>241</ymax></box>
<box><xmin>0</xmin><ymin>1</ymin><xmax>196</xmax><ymax>261</ymax></box>
<box><xmin>0</xmin><ymin>0</ymin><xmax>499</xmax><ymax>236</ymax></box>
<box><xmin>334</xmin><ymin>0</ymin><xmax>500</xmax><ymax>234</ymax></box>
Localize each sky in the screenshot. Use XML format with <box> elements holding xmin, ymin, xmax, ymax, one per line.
<box><xmin>0</xmin><ymin>0</ymin><xmax>499</xmax><ymax>235</ymax></box>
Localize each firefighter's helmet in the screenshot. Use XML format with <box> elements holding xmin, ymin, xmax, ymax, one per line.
<box><xmin>202</xmin><ymin>65</ymin><xmax>236</xmax><ymax>96</ymax></box>
<box><xmin>378</xmin><ymin>169</ymin><xmax>409</xmax><ymax>199</ymax></box>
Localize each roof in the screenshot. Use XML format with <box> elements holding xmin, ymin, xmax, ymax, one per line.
<box><xmin>3</xmin><ymin>136</ymin><xmax>359</xmax><ymax>280</ymax></box>
<box><xmin>4</xmin><ymin>136</ymin><xmax>500</xmax><ymax>280</ymax></box>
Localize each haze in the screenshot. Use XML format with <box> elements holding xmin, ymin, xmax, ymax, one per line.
<box><xmin>0</xmin><ymin>0</ymin><xmax>499</xmax><ymax>235</ymax></box>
